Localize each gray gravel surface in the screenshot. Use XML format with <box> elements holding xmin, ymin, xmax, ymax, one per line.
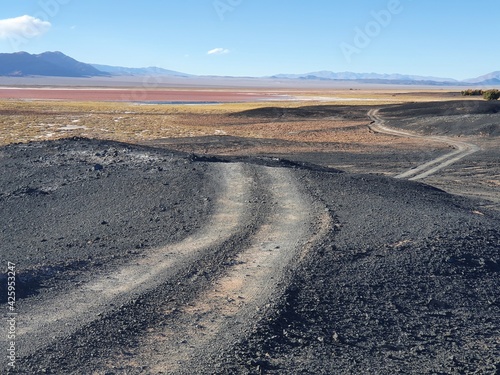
<box><xmin>379</xmin><ymin>100</ymin><xmax>500</xmax><ymax>209</ymax></box>
<box><xmin>0</xmin><ymin>138</ymin><xmax>216</xmax><ymax>303</ymax></box>
<box><xmin>379</xmin><ymin>100</ymin><xmax>500</xmax><ymax>137</ymax></box>
<box><xmin>215</xmin><ymin>170</ymin><xmax>500</xmax><ymax>374</ymax></box>
<box><xmin>1</xmin><ymin>135</ymin><xmax>499</xmax><ymax>374</ymax></box>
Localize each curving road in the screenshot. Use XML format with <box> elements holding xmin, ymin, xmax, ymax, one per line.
<box><xmin>11</xmin><ymin>163</ymin><xmax>254</xmax><ymax>357</ymax></box>
<box><xmin>132</xmin><ymin>167</ymin><xmax>330</xmax><ymax>374</ymax></box>
<box><xmin>11</xmin><ymin>162</ymin><xmax>330</xmax><ymax>374</ymax></box>
<box><xmin>368</xmin><ymin>108</ymin><xmax>480</xmax><ymax>180</ymax></box>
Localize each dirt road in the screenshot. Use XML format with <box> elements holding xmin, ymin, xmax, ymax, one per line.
<box><xmin>11</xmin><ymin>163</ymin><xmax>254</xmax><ymax>357</ymax></box>
<box><xmin>127</xmin><ymin>167</ymin><xmax>329</xmax><ymax>374</ymax></box>
<box><xmin>6</xmin><ymin>151</ymin><xmax>330</xmax><ymax>374</ymax></box>
<box><xmin>368</xmin><ymin>108</ymin><xmax>480</xmax><ymax>180</ymax></box>
<box><xmin>2</xmin><ymin>134</ymin><xmax>499</xmax><ymax>374</ymax></box>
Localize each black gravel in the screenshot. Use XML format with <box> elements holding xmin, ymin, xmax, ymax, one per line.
<box><xmin>231</xmin><ymin>105</ymin><xmax>371</xmax><ymax>120</ymax></box>
<box><xmin>1</xmin><ymin>137</ymin><xmax>499</xmax><ymax>374</ymax></box>
<box><xmin>379</xmin><ymin>100</ymin><xmax>500</xmax><ymax>137</ymax></box>
<box><xmin>212</xmin><ymin>170</ymin><xmax>500</xmax><ymax>374</ymax></box>
<box><xmin>0</xmin><ymin>138</ymin><xmax>217</xmax><ymax>303</ymax></box>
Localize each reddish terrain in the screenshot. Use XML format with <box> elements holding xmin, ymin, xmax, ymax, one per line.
<box><xmin>0</xmin><ymin>88</ymin><xmax>279</xmax><ymax>102</ymax></box>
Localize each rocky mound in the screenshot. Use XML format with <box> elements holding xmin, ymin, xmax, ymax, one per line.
<box><xmin>231</xmin><ymin>105</ymin><xmax>370</xmax><ymax>120</ymax></box>
<box><xmin>0</xmin><ymin>138</ymin><xmax>217</xmax><ymax>302</ymax></box>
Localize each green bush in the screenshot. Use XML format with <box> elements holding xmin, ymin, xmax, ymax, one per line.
<box><xmin>461</xmin><ymin>89</ymin><xmax>483</xmax><ymax>96</ymax></box>
<box><xmin>483</xmin><ymin>89</ymin><xmax>500</xmax><ymax>101</ymax></box>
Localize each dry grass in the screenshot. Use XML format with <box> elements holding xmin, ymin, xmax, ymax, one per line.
<box><xmin>0</xmin><ymin>90</ymin><xmax>467</xmax><ymax>148</ymax></box>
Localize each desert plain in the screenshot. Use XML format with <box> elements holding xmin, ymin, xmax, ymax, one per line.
<box><xmin>0</xmin><ymin>86</ymin><xmax>499</xmax><ymax>374</ymax></box>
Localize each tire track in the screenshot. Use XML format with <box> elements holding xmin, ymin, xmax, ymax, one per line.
<box><xmin>5</xmin><ymin>162</ymin><xmax>255</xmax><ymax>358</ymax></box>
<box><xmin>104</xmin><ymin>166</ymin><xmax>330</xmax><ymax>374</ymax></box>
<box><xmin>10</xmin><ymin>162</ymin><xmax>331</xmax><ymax>374</ymax></box>
<box><xmin>368</xmin><ymin>108</ymin><xmax>480</xmax><ymax>180</ymax></box>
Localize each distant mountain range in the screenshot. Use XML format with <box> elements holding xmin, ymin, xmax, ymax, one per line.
<box><xmin>0</xmin><ymin>51</ymin><xmax>498</xmax><ymax>86</ymax></box>
<box><xmin>0</xmin><ymin>51</ymin><xmax>108</xmax><ymax>77</ymax></box>
<box><xmin>91</xmin><ymin>64</ymin><xmax>191</xmax><ymax>77</ymax></box>
<box><xmin>271</xmin><ymin>71</ymin><xmax>458</xmax><ymax>83</ymax></box>
<box><xmin>463</xmin><ymin>71</ymin><xmax>500</xmax><ymax>85</ymax></box>
<box><xmin>272</xmin><ymin>71</ymin><xmax>500</xmax><ymax>86</ymax></box>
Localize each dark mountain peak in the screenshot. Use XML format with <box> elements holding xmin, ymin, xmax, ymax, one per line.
<box><xmin>36</xmin><ymin>51</ymin><xmax>80</xmax><ymax>64</ymax></box>
<box><xmin>0</xmin><ymin>51</ymin><xmax>108</xmax><ymax>78</ymax></box>
<box><xmin>0</xmin><ymin>51</ymin><xmax>190</xmax><ymax>78</ymax></box>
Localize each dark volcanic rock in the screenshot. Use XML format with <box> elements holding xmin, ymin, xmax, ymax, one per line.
<box><xmin>1</xmin><ymin>137</ymin><xmax>499</xmax><ymax>374</ymax></box>
<box><xmin>0</xmin><ymin>138</ymin><xmax>217</xmax><ymax>302</ymax></box>
<box><xmin>232</xmin><ymin>105</ymin><xmax>370</xmax><ymax>120</ymax></box>
<box><xmin>211</xmin><ymin>170</ymin><xmax>500</xmax><ymax>375</ymax></box>
<box><xmin>380</xmin><ymin>100</ymin><xmax>500</xmax><ymax>137</ymax></box>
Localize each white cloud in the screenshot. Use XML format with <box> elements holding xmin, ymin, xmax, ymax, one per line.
<box><xmin>207</xmin><ymin>48</ymin><xmax>230</xmax><ymax>55</ymax></box>
<box><xmin>0</xmin><ymin>15</ymin><xmax>52</xmax><ymax>40</ymax></box>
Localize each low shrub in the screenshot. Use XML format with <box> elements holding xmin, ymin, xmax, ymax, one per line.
<box><xmin>461</xmin><ymin>89</ymin><xmax>483</xmax><ymax>96</ymax></box>
<box><xmin>483</xmin><ymin>89</ymin><xmax>500</xmax><ymax>101</ymax></box>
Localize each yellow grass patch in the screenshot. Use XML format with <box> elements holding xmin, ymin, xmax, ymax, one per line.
<box><xmin>0</xmin><ymin>92</ymin><xmax>468</xmax><ymax>147</ymax></box>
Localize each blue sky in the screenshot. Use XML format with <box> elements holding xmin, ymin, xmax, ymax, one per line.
<box><xmin>0</xmin><ymin>0</ymin><xmax>499</xmax><ymax>80</ymax></box>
